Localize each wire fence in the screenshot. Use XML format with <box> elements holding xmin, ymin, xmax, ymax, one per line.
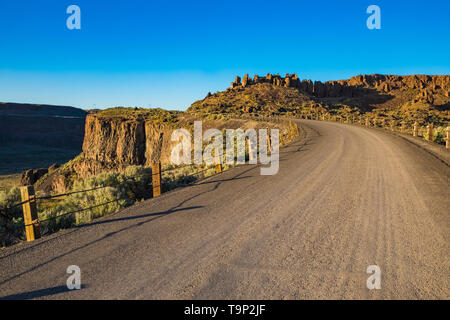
<box><xmin>1</xmin><ymin>115</ymin><xmax>298</xmax><ymax>244</ymax></box>
<box><xmin>2</xmin><ymin>162</ymin><xmax>224</xmax><ymax>234</ymax></box>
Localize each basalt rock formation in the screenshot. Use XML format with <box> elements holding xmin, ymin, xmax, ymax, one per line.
<box><xmin>69</xmin><ymin>111</ymin><xmax>187</xmax><ymax>178</ymax></box>
<box><xmin>35</xmin><ymin>110</ymin><xmax>187</xmax><ymax>192</ymax></box>
<box><xmin>189</xmin><ymin>73</ymin><xmax>450</xmax><ymax>120</ymax></box>
<box><xmin>227</xmin><ymin>73</ymin><xmax>450</xmax><ymax>100</ymax></box>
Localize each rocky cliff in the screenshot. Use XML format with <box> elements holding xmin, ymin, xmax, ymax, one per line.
<box><xmin>73</xmin><ymin>113</ymin><xmax>182</xmax><ymax>176</ymax></box>
<box><xmin>227</xmin><ymin>73</ymin><xmax>450</xmax><ymax>101</ymax></box>
<box><xmin>35</xmin><ymin>107</ymin><xmax>297</xmax><ymax>192</ymax></box>
<box><xmin>189</xmin><ymin>73</ymin><xmax>450</xmax><ymax>121</ymax></box>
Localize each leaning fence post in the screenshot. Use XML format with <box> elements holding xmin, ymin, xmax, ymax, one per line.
<box><xmin>381</xmin><ymin>118</ymin><xmax>386</xmax><ymax>128</ymax></box>
<box><xmin>247</xmin><ymin>137</ymin><xmax>256</xmax><ymax>162</ymax></box>
<box><xmin>267</xmin><ymin>134</ymin><xmax>272</xmax><ymax>153</ymax></box>
<box><xmin>151</xmin><ymin>162</ymin><xmax>162</xmax><ymax>197</ymax></box>
<box><xmin>413</xmin><ymin>122</ymin><xmax>419</xmax><ymax>137</ymax></box>
<box><xmin>373</xmin><ymin>118</ymin><xmax>377</xmax><ymax>127</ymax></box>
<box><xmin>427</xmin><ymin>124</ymin><xmax>434</xmax><ymax>142</ymax></box>
<box><xmin>390</xmin><ymin>121</ymin><xmax>395</xmax><ymax>131</ymax></box>
<box><xmin>365</xmin><ymin>118</ymin><xmax>370</xmax><ymax>126</ymax></box>
<box><xmin>20</xmin><ymin>185</ymin><xmax>41</xmax><ymax>242</ymax></box>
<box><xmin>215</xmin><ymin>150</ymin><xmax>222</xmax><ymax>174</ymax></box>
<box><xmin>446</xmin><ymin>127</ymin><xmax>450</xmax><ymax>149</ymax></box>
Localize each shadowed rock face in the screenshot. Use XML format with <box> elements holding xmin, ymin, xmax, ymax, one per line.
<box><xmin>20</xmin><ymin>168</ymin><xmax>48</xmax><ymax>186</ymax></box>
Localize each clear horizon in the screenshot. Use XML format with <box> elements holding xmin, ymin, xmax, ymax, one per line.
<box><xmin>1</xmin><ymin>0</ymin><xmax>449</xmax><ymax>111</ymax></box>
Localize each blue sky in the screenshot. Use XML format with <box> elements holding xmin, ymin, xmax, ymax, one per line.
<box><xmin>0</xmin><ymin>0</ymin><xmax>449</xmax><ymax>110</ymax></box>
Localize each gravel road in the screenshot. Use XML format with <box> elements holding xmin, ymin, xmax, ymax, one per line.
<box><xmin>1</xmin><ymin>120</ymin><xmax>449</xmax><ymax>299</ymax></box>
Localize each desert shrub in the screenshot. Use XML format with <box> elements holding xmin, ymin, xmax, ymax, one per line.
<box><xmin>420</xmin><ymin>125</ymin><xmax>447</xmax><ymax>144</ymax></box>
<box><xmin>433</xmin><ymin>126</ymin><xmax>447</xmax><ymax>145</ymax></box>
<box><xmin>37</xmin><ymin>168</ymin><xmax>152</xmax><ymax>231</ymax></box>
<box><xmin>0</xmin><ymin>187</ymin><xmax>24</xmax><ymax>246</ymax></box>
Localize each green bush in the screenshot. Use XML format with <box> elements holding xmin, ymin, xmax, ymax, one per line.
<box><xmin>0</xmin><ymin>187</ymin><xmax>24</xmax><ymax>247</ymax></box>
<box><xmin>38</xmin><ymin>167</ymin><xmax>154</xmax><ymax>232</ymax></box>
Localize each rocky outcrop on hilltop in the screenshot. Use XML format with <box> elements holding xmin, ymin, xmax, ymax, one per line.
<box><xmin>228</xmin><ymin>73</ymin><xmax>450</xmax><ymax>101</ymax></box>
<box><xmin>189</xmin><ymin>73</ymin><xmax>449</xmax><ymax>117</ymax></box>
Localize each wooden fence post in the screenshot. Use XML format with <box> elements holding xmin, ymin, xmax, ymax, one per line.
<box><xmin>365</xmin><ymin>118</ymin><xmax>370</xmax><ymax>126</ymax></box>
<box><xmin>427</xmin><ymin>124</ymin><xmax>434</xmax><ymax>142</ymax></box>
<box><xmin>381</xmin><ymin>118</ymin><xmax>386</xmax><ymax>128</ymax></box>
<box><xmin>373</xmin><ymin>118</ymin><xmax>377</xmax><ymax>127</ymax></box>
<box><xmin>215</xmin><ymin>150</ymin><xmax>222</xmax><ymax>173</ymax></box>
<box><xmin>267</xmin><ymin>134</ymin><xmax>272</xmax><ymax>153</ymax></box>
<box><xmin>413</xmin><ymin>122</ymin><xmax>419</xmax><ymax>137</ymax></box>
<box><xmin>20</xmin><ymin>185</ymin><xmax>41</xmax><ymax>242</ymax></box>
<box><xmin>247</xmin><ymin>137</ymin><xmax>257</xmax><ymax>162</ymax></box>
<box><xmin>390</xmin><ymin>121</ymin><xmax>395</xmax><ymax>131</ymax></box>
<box><xmin>151</xmin><ymin>162</ymin><xmax>162</xmax><ymax>197</ymax></box>
<box><xmin>446</xmin><ymin>127</ymin><xmax>450</xmax><ymax>149</ymax></box>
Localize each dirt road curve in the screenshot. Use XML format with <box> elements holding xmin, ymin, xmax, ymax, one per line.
<box><xmin>1</xmin><ymin>120</ymin><xmax>449</xmax><ymax>299</ymax></box>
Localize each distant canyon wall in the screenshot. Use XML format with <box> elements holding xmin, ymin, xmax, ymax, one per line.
<box><xmin>0</xmin><ymin>102</ymin><xmax>86</xmax><ymax>150</ymax></box>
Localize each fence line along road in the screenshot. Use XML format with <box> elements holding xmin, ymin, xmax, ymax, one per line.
<box><xmin>5</xmin><ymin>114</ymin><xmax>446</xmax><ymax>244</ymax></box>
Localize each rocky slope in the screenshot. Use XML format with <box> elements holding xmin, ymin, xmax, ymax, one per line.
<box><xmin>188</xmin><ymin>73</ymin><xmax>450</xmax><ymax>123</ymax></box>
